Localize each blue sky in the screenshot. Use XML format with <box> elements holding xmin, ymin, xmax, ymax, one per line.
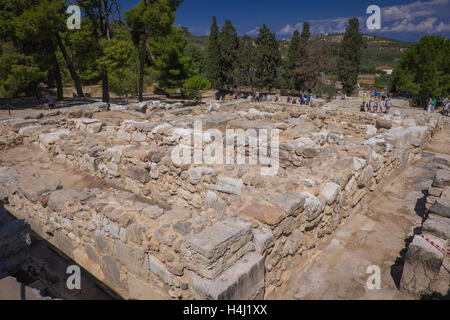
<box><xmin>121</xmin><ymin>0</ymin><xmax>450</xmax><ymax>42</ymax></box>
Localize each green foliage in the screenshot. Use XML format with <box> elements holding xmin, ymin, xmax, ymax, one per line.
<box><xmin>285</xmin><ymin>30</ymin><xmax>301</xmax><ymax>92</ymax></box>
<box><xmin>206</xmin><ymin>16</ymin><xmax>222</xmax><ymax>89</ymax></box>
<box><xmin>254</xmin><ymin>25</ymin><xmax>281</xmax><ymax>92</ymax></box>
<box><xmin>219</xmin><ymin>20</ymin><xmax>239</xmax><ymax>88</ymax></box>
<box><xmin>235</xmin><ymin>35</ymin><xmax>256</xmax><ymax>90</ymax></box>
<box><xmin>374</xmin><ymin>73</ymin><xmax>391</xmax><ymax>89</ymax></box>
<box><xmin>182</xmin><ymin>75</ymin><xmax>211</xmax><ymax>101</ymax></box>
<box><xmin>150</xmin><ymin>26</ymin><xmax>194</xmax><ymax>96</ymax></box>
<box><xmin>337</xmin><ymin>18</ymin><xmax>364</xmax><ymax>95</ymax></box>
<box><xmin>0</xmin><ymin>42</ymin><xmax>46</xmax><ymax>98</ymax></box>
<box><xmin>391</xmin><ymin>35</ymin><xmax>449</xmax><ymax>106</ymax></box>
<box><xmin>184</xmin><ymin>44</ymin><xmax>205</xmax><ymax>75</ymax></box>
<box><xmin>97</xmin><ymin>38</ymin><xmax>134</xmax><ymax>74</ymax></box>
<box><xmin>312</xmin><ymin>83</ymin><xmax>337</xmax><ymax>99</ymax></box>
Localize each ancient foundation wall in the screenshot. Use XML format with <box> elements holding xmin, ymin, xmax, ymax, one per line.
<box><xmin>0</xmin><ymin>101</ymin><xmax>442</xmax><ymax>299</ymax></box>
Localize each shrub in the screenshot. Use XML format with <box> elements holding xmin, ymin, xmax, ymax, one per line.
<box><xmin>182</xmin><ymin>75</ymin><xmax>211</xmax><ymax>101</ymax></box>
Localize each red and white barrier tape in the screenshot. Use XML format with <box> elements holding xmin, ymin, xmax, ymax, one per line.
<box><xmin>420</xmin><ymin>234</ymin><xmax>450</xmax><ymax>256</ymax></box>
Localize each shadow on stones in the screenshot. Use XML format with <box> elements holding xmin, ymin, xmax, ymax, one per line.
<box><xmin>420</xmin><ymin>288</ymin><xmax>450</xmax><ymax>300</ymax></box>
<box><xmin>414</xmin><ymin>189</ymin><xmax>429</xmax><ymax>218</ymax></box>
<box><xmin>390</xmin><ymin>226</ymin><xmax>422</xmax><ymax>290</ymax></box>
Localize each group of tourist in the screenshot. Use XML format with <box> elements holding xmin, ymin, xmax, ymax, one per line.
<box><xmin>287</xmin><ymin>93</ymin><xmax>311</xmax><ymax>105</ymax></box>
<box><xmin>361</xmin><ymin>91</ymin><xmax>392</xmax><ymax>114</ymax></box>
<box><xmin>425</xmin><ymin>96</ymin><xmax>449</xmax><ymax>115</ymax></box>
<box><xmin>426</xmin><ymin>97</ymin><xmax>449</xmax><ymax>115</ymax></box>
<box><xmin>431</xmin><ymin>96</ymin><xmax>449</xmax><ymax>116</ymax></box>
<box><xmin>254</xmin><ymin>92</ymin><xmax>281</xmax><ymax>102</ymax></box>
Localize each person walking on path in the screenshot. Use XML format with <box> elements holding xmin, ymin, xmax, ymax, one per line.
<box><xmin>48</xmin><ymin>93</ymin><xmax>55</xmax><ymax>109</ymax></box>
<box><xmin>427</xmin><ymin>98</ymin><xmax>433</xmax><ymax>113</ymax></box>
<box><xmin>432</xmin><ymin>97</ymin><xmax>437</xmax><ymax>112</ymax></box>
<box><xmin>385</xmin><ymin>96</ymin><xmax>392</xmax><ymax>114</ymax></box>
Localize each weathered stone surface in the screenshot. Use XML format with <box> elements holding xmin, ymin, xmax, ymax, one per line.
<box><xmin>142</xmin><ymin>205</ymin><xmax>164</xmax><ymax>219</ymax></box>
<box><xmin>39</xmin><ymin>129</ymin><xmax>73</xmax><ymax>148</ymax></box>
<box><xmin>147</xmin><ymin>254</ymin><xmax>172</xmax><ymax>286</ymax></box>
<box><xmin>127</xmin><ymin>273</ymin><xmax>168</xmax><ymax>300</ymax></box>
<box><xmin>252</xmin><ymin>227</ymin><xmax>273</xmax><ymax>255</ymax></box>
<box><xmin>240</xmin><ymin>202</ymin><xmax>285</xmax><ymax>226</ymax></box>
<box><xmin>423</xmin><ymin>214</ymin><xmax>450</xmax><ymax>239</ymax></box>
<box><xmin>114</xmin><ymin>241</ymin><xmax>145</xmax><ymax>276</ymax></box>
<box><xmin>400</xmin><ymin>233</ymin><xmax>445</xmax><ymax>296</ymax></box>
<box><xmin>47</xmin><ymin>189</ymin><xmax>93</xmax><ymax>212</ymax></box>
<box><xmin>124</xmin><ymin>166</ymin><xmax>149</xmax><ymax>183</ymax></box>
<box><xmin>189</xmin><ymin>252</ymin><xmax>264</xmax><ymax>300</ymax></box>
<box><xmin>320</xmin><ymin>182</ymin><xmax>341</xmax><ymax>205</ymax></box>
<box><xmin>429</xmin><ymin>198</ymin><xmax>450</xmax><ymax>218</ymax></box>
<box><xmin>432</xmin><ymin>169</ymin><xmax>450</xmax><ymax>188</ymax></box>
<box><xmin>10</xmin><ymin>119</ymin><xmax>39</xmax><ymax>132</ymax></box>
<box><xmin>283</xmin><ymin>229</ymin><xmax>305</xmax><ymax>256</ymax></box>
<box><xmin>301</xmin><ymin>192</ymin><xmax>323</xmax><ymax>221</ymax></box>
<box><xmin>181</xmin><ymin>220</ymin><xmax>253</xmax><ymax>279</ymax></box>
<box><xmin>376</xmin><ymin>119</ymin><xmax>392</xmax><ymax>129</ymax></box>
<box><xmin>18</xmin><ymin>177</ymin><xmax>61</xmax><ymax>202</ymax></box>
<box><xmin>217</xmin><ymin>177</ymin><xmax>243</xmax><ymax>195</ymax></box>
<box><xmin>266</xmin><ymin>192</ymin><xmax>305</xmax><ymax>216</ymax></box>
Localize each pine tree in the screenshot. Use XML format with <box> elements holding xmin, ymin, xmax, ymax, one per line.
<box><xmin>337</xmin><ymin>18</ymin><xmax>364</xmax><ymax>95</ymax></box>
<box><xmin>254</xmin><ymin>24</ymin><xmax>280</xmax><ymax>92</ymax></box>
<box><xmin>206</xmin><ymin>16</ymin><xmax>222</xmax><ymax>89</ymax></box>
<box><xmin>219</xmin><ymin>20</ymin><xmax>239</xmax><ymax>90</ymax></box>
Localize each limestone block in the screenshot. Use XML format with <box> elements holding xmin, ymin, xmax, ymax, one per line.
<box><xmin>47</xmin><ymin>189</ymin><xmax>93</xmax><ymax>212</ymax></box>
<box><xmin>189</xmin><ymin>252</ymin><xmax>264</xmax><ymax>300</ymax></box>
<box><xmin>320</xmin><ymin>182</ymin><xmax>341</xmax><ymax>205</ymax></box>
<box><xmin>423</xmin><ymin>214</ymin><xmax>450</xmax><ymax>239</ymax></box>
<box><xmin>181</xmin><ymin>220</ymin><xmax>253</xmax><ymax>279</ymax></box>
<box><xmin>252</xmin><ymin>227</ymin><xmax>273</xmax><ymax>255</ymax></box>
<box><xmin>429</xmin><ymin>198</ymin><xmax>450</xmax><ymax>218</ymax></box>
<box><xmin>432</xmin><ymin>169</ymin><xmax>450</xmax><ymax>188</ymax></box>
<box><xmin>18</xmin><ymin>177</ymin><xmax>61</xmax><ymax>203</ymax></box>
<box><xmin>217</xmin><ymin>177</ymin><xmax>243</xmax><ymax>195</ymax></box>
<box><xmin>147</xmin><ymin>254</ymin><xmax>172</xmax><ymax>286</ymax></box>
<box><xmin>400</xmin><ymin>233</ymin><xmax>446</xmax><ymax>296</ymax></box>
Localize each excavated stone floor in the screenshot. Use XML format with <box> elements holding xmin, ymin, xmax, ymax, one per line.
<box><xmin>0</xmin><ymin>98</ymin><xmax>448</xmax><ymax>300</ymax></box>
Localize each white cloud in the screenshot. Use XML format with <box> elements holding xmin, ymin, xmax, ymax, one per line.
<box><xmin>278</xmin><ymin>24</ymin><xmax>295</xmax><ymax>36</ymax></box>
<box><xmin>277</xmin><ymin>0</ymin><xmax>450</xmax><ymax>36</ymax></box>
<box><xmin>246</xmin><ymin>26</ymin><xmax>260</xmax><ymax>36</ymax></box>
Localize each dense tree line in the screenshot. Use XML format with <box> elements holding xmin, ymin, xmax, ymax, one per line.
<box><xmin>391</xmin><ymin>35</ymin><xmax>449</xmax><ymax>106</ymax></box>
<box><xmin>0</xmin><ymin>0</ymin><xmax>210</xmax><ymax>102</ymax></box>
<box><xmin>1</xmin><ymin>2</ymin><xmax>393</xmax><ymax>103</ymax></box>
<box><xmin>205</xmin><ymin>19</ymin><xmax>339</xmax><ymax>96</ymax></box>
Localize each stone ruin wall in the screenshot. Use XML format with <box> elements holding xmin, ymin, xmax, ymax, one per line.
<box><xmin>0</xmin><ymin>101</ymin><xmax>442</xmax><ymax>299</ymax></box>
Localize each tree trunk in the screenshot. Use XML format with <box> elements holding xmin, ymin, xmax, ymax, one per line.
<box><xmin>53</xmin><ymin>51</ymin><xmax>64</xmax><ymax>101</ymax></box>
<box><xmin>56</xmin><ymin>34</ymin><xmax>83</xmax><ymax>97</ymax></box>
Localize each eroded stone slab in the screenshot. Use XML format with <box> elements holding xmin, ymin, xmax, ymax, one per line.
<box><xmin>181</xmin><ymin>220</ymin><xmax>253</xmax><ymax>279</ymax></box>
<box><xmin>189</xmin><ymin>252</ymin><xmax>264</xmax><ymax>300</ymax></box>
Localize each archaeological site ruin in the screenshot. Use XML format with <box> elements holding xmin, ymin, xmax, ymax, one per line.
<box><xmin>1</xmin><ymin>98</ymin><xmax>449</xmax><ymax>300</ymax></box>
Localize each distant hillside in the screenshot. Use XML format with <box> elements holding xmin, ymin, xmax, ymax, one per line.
<box><xmin>187</xmin><ymin>33</ymin><xmax>411</xmax><ymax>73</ymax></box>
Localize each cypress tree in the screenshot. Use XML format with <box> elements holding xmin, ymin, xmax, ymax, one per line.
<box><xmin>236</xmin><ymin>35</ymin><xmax>256</xmax><ymax>91</ymax></box>
<box><xmin>286</xmin><ymin>29</ymin><xmax>301</xmax><ymax>93</ymax></box>
<box><xmin>206</xmin><ymin>16</ymin><xmax>222</xmax><ymax>89</ymax></box>
<box><xmin>254</xmin><ymin>24</ymin><xmax>280</xmax><ymax>92</ymax></box>
<box><xmin>337</xmin><ymin>18</ymin><xmax>364</xmax><ymax>95</ymax></box>
<box><xmin>219</xmin><ymin>20</ymin><xmax>239</xmax><ymax>89</ymax></box>
<box><xmin>299</xmin><ymin>22</ymin><xmax>310</xmax><ymax>57</ymax></box>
